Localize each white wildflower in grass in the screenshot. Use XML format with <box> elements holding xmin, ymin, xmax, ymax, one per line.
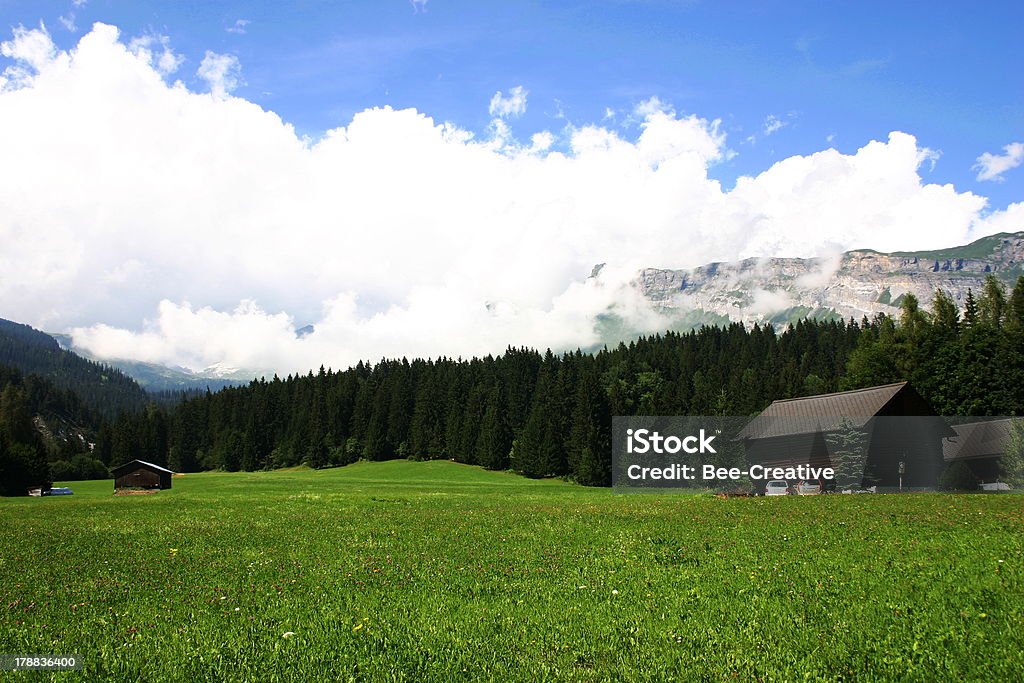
<box><xmin>282</xmin><ymin>631</ymin><xmax>296</xmax><ymax>639</ymax></box>
<box><xmin>612</xmin><ymin>589</ymin><xmax>619</xmax><ymax>595</ymax></box>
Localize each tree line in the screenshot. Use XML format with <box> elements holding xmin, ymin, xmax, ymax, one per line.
<box><xmin>89</xmin><ymin>275</ymin><xmax>1024</xmax><ymax>487</ymax></box>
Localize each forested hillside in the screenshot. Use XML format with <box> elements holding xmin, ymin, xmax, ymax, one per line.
<box><xmin>102</xmin><ymin>275</ymin><xmax>1024</xmax><ymax>486</ymax></box>
<box><xmin>0</xmin><ymin>365</ymin><xmax>109</xmax><ymax>495</ymax></box>
<box><xmin>0</xmin><ymin>319</ymin><xmax>149</xmax><ymax>419</ymax></box>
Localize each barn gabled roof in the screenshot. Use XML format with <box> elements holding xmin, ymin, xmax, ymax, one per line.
<box><xmin>110</xmin><ymin>459</ymin><xmax>175</xmax><ymax>475</ymax></box>
<box><xmin>943</xmin><ymin>419</ymin><xmax>1017</xmax><ymax>461</ymax></box>
<box><xmin>736</xmin><ymin>382</ymin><xmax>918</xmax><ymax>440</ymax></box>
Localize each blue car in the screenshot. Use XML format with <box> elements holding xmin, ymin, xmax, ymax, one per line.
<box><xmin>44</xmin><ymin>487</ymin><xmax>74</xmax><ymax>496</ymax></box>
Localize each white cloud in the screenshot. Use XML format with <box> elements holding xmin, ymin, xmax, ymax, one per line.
<box><xmin>631</xmin><ymin>95</ymin><xmax>672</xmax><ymax>120</ymax></box>
<box><xmin>227</xmin><ymin>19</ymin><xmax>250</xmax><ymax>35</ymax></box>
<box><xmin>488</xmin><ymin>85</ymin><xmax>527</xmax><ymax>118</ymax></box>
<box><xmin>197</xmin><ymin>50</ymin><xmax>242</xmax><ymax>98</ymax></box>
<box><xmin>0</xmin><ymin>24</ymin><xmax>1015</xmax><ymax>376</ymax></box>
<box><xmin>763</xmin><ymin>114</ymin><xmax>786</xmax><ymax>136</ymax></box>
<box><xmin>747</xmin><ymin>288</ymin><xmax>795</xmax><ymax>315</ymax></box>
<box><xmin>410</xmin><ymin>0</ymin><xmax>429</xmax><ymax>13</ymax></box>
<box><xmin>59</xmin><ymin>14</ymin><xmax>78</xmax><ymax>32</ymax></box>
<box><xmin>129</xmin><ymin>33</ymin><xmax>183</xmax><ymax>76</ymax></box>
<box><xmin>529</xmin><ymin>130</ymin><xmax>554</xmax><ymax>153</ymax></box>
<box><xmin>974</xmin><ymin>142</ymin><xmax>1024</xmax><ymax>182</ymax></box>
<box><xmin>0</xmin><ymin>22</ymin><xmax>58</xmax><ymax>88</ymax></box>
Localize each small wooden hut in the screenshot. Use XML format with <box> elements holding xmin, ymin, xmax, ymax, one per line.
<box><xmin>112</xmin><ymin>460</ymin><xmax>174</xmax><ymax>491</ymax></box>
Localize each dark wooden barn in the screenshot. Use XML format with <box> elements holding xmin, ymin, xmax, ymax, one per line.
<box><xmin>942</xmin><ymin>419</ymin><xmax>1017</xmax><ymax>483</ymax></box>
<box><xmin>736</xmin><ymin>382</ymin><xmax>955</xmax><ymax>490</ymax></box>
<box><xmin>112</xmin><ymin>460</ymin><xmax>174</xmax><ymax>490</ymax></box>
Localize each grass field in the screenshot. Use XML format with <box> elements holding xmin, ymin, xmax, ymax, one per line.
<box><xmin>1</xmin><ymin>461</ymin><xmax>1023</xmax><ymax>681</ymax></box>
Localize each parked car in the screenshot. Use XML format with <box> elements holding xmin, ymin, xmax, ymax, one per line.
<box><xmin>980</xmin><ymin>481</ymin><xmax>1011</xmax><ymax>492</ymax></box>
<box><xmin>794</xmin><ymin>480</ymin><xmax>821</xmax><ymax>495</ymax></box>
<box><xmin>44</xmin><ymin>487</ymin><xmax>74</xmax><ymax>496</ymax></box>
<box><xmin>765</xmin><ymin>480</ymin><xmax>790</xmax><ymax>496</ymax></box>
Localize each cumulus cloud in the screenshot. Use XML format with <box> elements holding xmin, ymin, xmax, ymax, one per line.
<box><xmin>197</xmin><ymin>50</ymin><xmax>242</xmax><ymax>98</ymax></box>
<box><xmin>0</xmin><ymin>24</ymin><xmax>1017</xmax><ymax>376</ymax></box>
<box><xmin>488</xmin><ymin>85</ymin><xmax>527</xmax><ymax>118</ymax></box>
<box><xmin>974</xmin><ymin>142</ymin><xmax>1024</xmax><ymax>182</ymax></box>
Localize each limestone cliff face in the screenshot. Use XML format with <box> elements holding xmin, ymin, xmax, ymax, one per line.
<box><xmin>637</xmin><ymin>233</ymin><xmax>1024</xmax><ymax>325</ymax></box>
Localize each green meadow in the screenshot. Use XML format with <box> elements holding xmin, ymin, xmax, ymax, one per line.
<box><xmin>1</xmin><ymin>461</ymin><xmax>1022</xmax><ymax>681</ymax></box>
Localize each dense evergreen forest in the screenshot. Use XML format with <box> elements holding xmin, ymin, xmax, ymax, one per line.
<box><xmin>0</xmin><ymin>365</ymin><xmax>108</xmax><ymax>495</ymax></box>
<box><xmin>0</xmin><ymin>318</ymin><xmax>149</xmax><ymax>419</ymax></box>
<box><xmin>91</xmin><ymin>275</ymin><xmax>1024</xmax><ymax>487</ymax></box>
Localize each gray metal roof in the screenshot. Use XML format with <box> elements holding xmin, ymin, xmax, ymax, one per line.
<box><xmin>736</xmin><ymin>382</ymin><xmax>909</xmax><ymax>440</ymax></box>
<box><xmin>943</xmin><ymin>419</ymin><xmax>1017</xmax><ymax>461</ymax></box>
<box><xmin>111</xmin><ymin>459</ymin><xmax>175</xmax><ymax>475</ymax></box>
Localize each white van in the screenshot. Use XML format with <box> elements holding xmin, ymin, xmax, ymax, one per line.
<box><xmin>765</xmin><ymin>480</ymin><xmax>790</xmax><ymax>496</ymax></box>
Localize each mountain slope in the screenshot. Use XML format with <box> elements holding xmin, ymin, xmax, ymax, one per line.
<box><xmin>638</xmin><ymin>232</ymin><xmax>1024</xmax><ymax>327</ymax></box>
<box><xmin>0</xmin><ymin>318</ymin><xmax>149</xmax><ymax>418</ymax></box>
<box><xmin>48</xmin><ymin>335</ymin><xmax>246</xmax><ymax>393</ymax></box>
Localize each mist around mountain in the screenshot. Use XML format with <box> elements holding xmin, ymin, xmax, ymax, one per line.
<box><xmin>49</xmin><ymin>334</ymin><xmax>248</xmax><ymax>393</ymax></box>
<box><xmin>630</xmin><ymin>231</ymin><xmax>1024</xmax><ymax>335</ymax></box>
<box><xmin>0</xmin><ymin>318</ymin><xmax>149</xmax><ymax>419</ymax></box>
<box><xmin>9</xmin><ymin>231</ymin><xmax>1023</xmax><ymax>392</ymax></box>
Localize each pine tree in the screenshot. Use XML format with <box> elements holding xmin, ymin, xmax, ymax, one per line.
<box><xmin>930</xmin><ymin>289</ymin><xmax>960</xmax><ymax>335</ymax></box>
<box><xmin>1007</xmin><ymin>275</ymin><xmax>1024</xmax><ymax>331</ymax></box>
<box><xmin>566</xmin><ymin>365</ymin><xmax>611</xmax><ymax>485</ymax></box>
<box><xmin>899</xmin><ymin>293</ymin><xmax>928</xmax><ymax>337</ymax></box>
<box><xmin>978</xmin><ymin>275</ymin><xmax>1007</xmax><ymax>328</ymax></box>
<box><xmin>963</xmin><ymin>289</ymin><xmax>979</xmax><ymax>327</ymax></box>
<box><xmin>512</xmin><ymin>367</ymin><xmax>561</xmax><ymax>478</ymax></box>
<box><xmin>362</xmin><ymin>381</ymin><xmax>391</xmax><ymax>460</ymax></box>
<box><xmin>476</xmin><ymin>384</ymin><xmax>511</xmax><ymax>470</ymax></box>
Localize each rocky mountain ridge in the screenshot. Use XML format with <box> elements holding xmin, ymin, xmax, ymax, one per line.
<box><xmin>637</xmin><ymin>232</ymin><xmax>1024</xmax><ymax>326</ymax></box>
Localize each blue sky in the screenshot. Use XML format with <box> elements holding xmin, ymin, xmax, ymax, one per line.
<box><xmin>6</xmin><ymin>0</ymin><xmax>1022</xmax><ymax>207</ymax></box>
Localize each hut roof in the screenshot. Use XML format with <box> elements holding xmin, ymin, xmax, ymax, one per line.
<box><xmin>111</xmin><ymin>459</ymin><xmax>175</xmax><ymax>476</ymax></box>
<box><xmin>943</xmin><ymin>419</ymin><xmax>1017</xmax><ymax>461</ymax></box>
<box><xmin>736</xmin><ymin>382</ymin><xmax>925</xmax><ymax>440</ymax></box>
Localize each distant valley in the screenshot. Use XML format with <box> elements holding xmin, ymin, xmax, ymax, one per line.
<box><xmin>49</xmin><ymin>334</ymin><xmax>249</xmax><ymax>393</ymax></box>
